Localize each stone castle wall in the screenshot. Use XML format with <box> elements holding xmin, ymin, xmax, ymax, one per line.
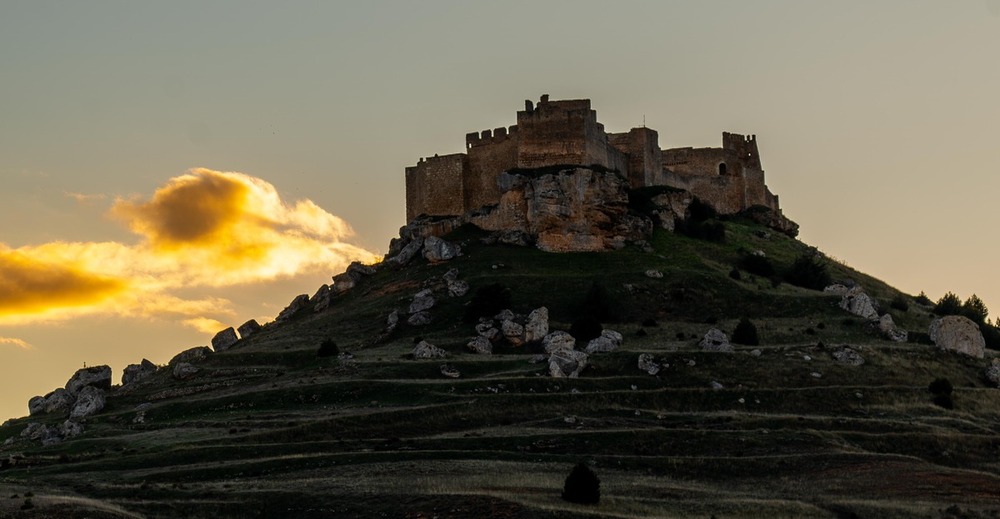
<box><xmin>404</xmin><ymin>96</ymin><xmax>784</xmax><ymax>225</ymax></box>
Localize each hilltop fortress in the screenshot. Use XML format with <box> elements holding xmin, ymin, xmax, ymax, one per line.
<box><xmin>403</xmin><ymin>95</ymin><xmax>796</xmax><ymax>252</ymax></box>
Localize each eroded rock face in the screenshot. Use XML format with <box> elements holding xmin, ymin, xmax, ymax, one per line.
<box><xmin>122</xmin><ymin>359</ymin><xmax>157</xmax><ymax>386</ymax></box>
<box><xmin>276</xmin><ymin>294</ymin><xmax>310</xmax><ymax>322</ymax></box>
<box><xmin>211</xmin><ymin>327</ymin><xmax>239</xmax><ymax>352</ymax></box>
<box><xmin>699</xmin><ymin>329</ymin><xmax>732</xmax><ymax>352</ymax></box>
<box><xmin>66</xmin><ymin>366</ymin><xmax>112</xmax><ymax>395</ymax></box>
<box><xmin>29</xmin><ymin>389</ymin><xmax>74</xmax><ymax>416</ymax></box>
<box><xmin>387</xmin><ymin>237</ymin><xmax>424</xmax><ymax>266</ymax></box>
<box><xmin>69</xmin><ymin>386</ymin><xmax>106</xmax><ymax>419</ymax></box>
<box><xmin>469</xmin><ymin>168</ymin><xmax>649</xmax><ymax>253</ymax></box>
<box><xmin>549</xmin><ymin>349</ymin><xmax>588</xmax><ymax>378</ymax></box>
<box><xmin>840</xmin><ymin>286</ymin><xmax>879</xmax><ymax>320</ymax></box>
<box><xmin>413</xmin><ymin>341</ymin><xmax>448</xmax><ymax>359</ymax></box>
<box><xmin>930</xmin><ymin>315</ymin><xmax>985</xmax><ymax>359</ymax></box>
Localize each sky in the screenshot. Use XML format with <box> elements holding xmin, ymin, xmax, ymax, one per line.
<box><xmin>2</xmin><ymin>1</ymin><xmax>999</xmax><ymax>420</ymax></box>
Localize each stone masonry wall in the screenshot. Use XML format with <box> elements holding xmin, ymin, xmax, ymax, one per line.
<box><xmin>405</xmin><ymin>153</ymin><xmax>467</xmax><ymax>221</ymax></box>
<box><xmin>466</xmin><ymin>127</ymin><xmax>519</xmax><ymax>212</ymax></box>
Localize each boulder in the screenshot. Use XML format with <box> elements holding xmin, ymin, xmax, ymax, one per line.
<box><xmin>311</xmin><ymin>284</ymin><xmax>333</xmax><ymax>310</ymax></box>
<box><xmin>423</xmin><ymin>235</ymin><xmax>462</xmax><ymax>262</ymax></box>
<box><xmin>439</xmin><ymin>364</ymin><xmax>461</xmax><ymax>378</ymax></box>
<box><xmin>524</xmin><ymin>307</ymin><xmax>549</xmax><ymax>343</ymax></box>
<box><xmin>211</xmin><ymin>327</ymin><xmax>239</xmax><ymax>352</ymax></box>
<box><xmin>443</xmin><ymin>268</ymin><xmax>460</xmax><ymax>283</ymax></box>
<box><xmin>237</xmin><ymin>319</ymin><xmax>262</xmax><ymax>339</ymax></box>
<box><xmin>638</xmin><ymin>353</ymin><xmax>661</xmax><ymax>375</ymax></box>
<box><xmin>387</xmin><ymin>237</ymin><xmax>424</xmax><ymax>266</ymax></box>
<box><xmin>831</xmin><ymin>347</ymin><xmax>865</xmax><ymax>366</ymax></box>
<box><xmin>585</xmin><ymin>330</ymin><xmax>624</xmax><ymax>354</ymax></box>
<box><xmin>494</xmin><ymin>309</ymin><xmax>516</xmax><ymax>322</ymax></box>
<box><xmin>172</xmin><ymin>362</ymin><xmax>200</xmax><ymax>380</ymax></box>
<box><xmin>276</xmin><ymin>294</ymin><xmax>310</xmax><ymax>322</ymax></box>
<box><xmin>69</xmin><ymin>386</ymin><xmax>106</xmax><ymax>419</ymax></box>
<box><xmin>501</xmin><ymin>320</ymin><xmax>525</xmax><ymax>346</ymax></box>
<box><xmin>877</xmin><ymin>314</ymin><xmax>908</xmax><ymax>343</ymax></box>
<box><xmin>28</xmin><ymin>395</ymin><xmax>47</xmax><ymax>416</ymax></box>
<box><xmin>986</xmin><ymin>360</ymin><xmax>1000</xmax><ymax>387</ymax></box>
<box><xmin>386</xmin><ymin>310</ymin><xmax>400</xmax><ymax>333</ymax></box>
<box><xmin>331</xmin><ymin>273</ymin><xmax>357</xmax><ymax>293</ymax></box>
<box><xmin>549</xmin><ymin>349</ymin><xmax>589</xmax><ymax>378</ymax></box>
<box><xmin>823</xmin><ymin>284</ymin><xmax>850</xmax><ymax>296</ymax></box>
<box><xmin>169</xmin><ymin>346</ymin><xmax>212</xmax><ymax>366</ymax></box>
<box><xmin>645</xmin><ymin>269</ymin><xmax>664</xmax><ymax>279</ymax></box>
<box><xmin>476</xmin><ymin>323</ymin><xmax>500</xmax><ymax>342</ymax></box>
<box><xmin>466</xmin><ymin>336</ymin><xmax>493</xmax><ymax>355</ymax></box>
<box><xmin>41</xmin><ymin>389</ymin><xmax>74</xmax><ymax>415</ymax></box>
<box><xmin>409</xmin><ymin>289</ymin><xmax>436</xmax><ymax>314</ymax></box>
<box><xmin>542</xmin><ymin>331</ymin><xmax>576</xmax><ymax>353</ymax></box>
<box><xmin>66</xmin><ymin>365</ymin><xmax>112</xmax><ymax>395</ymax></box>
<box><xmin>407</xmin><ymin>312</ymin><xmax>432</xmax><ymax>326</ymax></box>
<box><xmin>122</xmin><ymin>359</ymin><xmax>157</xmax><ymax>386</ymax></box>
<box><xmin>839</xmin><ymin>286</ymin><xmax>879</xmax><ymax>320</ymax></box>
<box><xmin>413</xmin><ymin>341</ymin><xmax>448</xmax><ymax>359</ymax></box>
<box><xmin>447</xmin><ymin>280</ymin><xmax>469</xmax><ymax>297</ymax></box>
<box><xmin>930</xmin><ymin>315</ymin><xmax>985</xmax><ymax>359</ymax></box>
<box><xmin>331</xmin><ymin>262</ymin><xmax>377</xmax><ymax>293</ymax></box>
<box><xmin>21</xmin><ymin>423</ymin><xmax>59</xmax><ymax>444</ymax></box>
<box><xmin>699</xmin><ymin>329</ymin><xmax>733</xmax><ymax>352</ymax></box>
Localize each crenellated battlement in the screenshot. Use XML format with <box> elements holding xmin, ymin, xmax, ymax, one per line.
<box><xmin>406</xmin><ymin>95</ymin><xmax>786</xmax><ymax>226</ymax></box>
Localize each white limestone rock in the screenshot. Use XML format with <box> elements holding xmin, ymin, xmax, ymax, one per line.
<box><xmin>930</xmin><ymin>315</ymin><xmax>985</xmax><ymax>359</ymax></box>
<box><xmin>524</xmin><ymin>307</ymin><xmax>549</xmax><ymax>343</ymax></box>
<box><xmin>69</xmin><ymin>386</ymin><xmax>106</xmax><ymax>419</ymax></box>
<box><xmin>413</xmin><ymin>340</ymin><xmax>448</xmax><ymax>359</ymax></box>
<box><xmin>699</xmin><ymin>328</ymin><xmax>733</xmax><ymax>352</ymax></box>
<box><xmin>839</xmin><ymin>286</ymin><xmax>879</xmax><ymax>320</ymax></box>
<box><xmin>549</xmin><ymin>348</ymin><xmax>589</xmax><ymax>378</ymax></box>
<box><xmin>211</xmin><ymin>327</ymin><xmax>239</xmax><ymax>352</ymax></box>
<box><xmin>542</xmin><ymin>331</ymin><xmax>576</xmax><ymax>353</ymax></box>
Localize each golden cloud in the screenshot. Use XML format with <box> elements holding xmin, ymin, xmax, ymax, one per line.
<box><xmin>0</xmin><ymin>168</ymin><xmax>378</xmax><ymax>326</ymax></box>
<box><xmin>0</xmin><ymin>337</ymin><xmax>32</xmax><ymax>350</ymax></box>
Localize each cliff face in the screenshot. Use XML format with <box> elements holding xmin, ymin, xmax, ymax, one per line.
<box><xmin>470</xmin><ymin>168</ymin><xmax>649</xmax><ymax>252</ymax></box>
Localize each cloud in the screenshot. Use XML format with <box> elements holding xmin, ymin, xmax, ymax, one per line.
<box><xmin>0</xmin><ymin>168</ymin><xmax>378</xmax><ymax>326</ymax></box>
<box><xmin>65</xmin><ymin>192</ymin><xmax>107</xmax><ymax>204</ymax></box>
<box><xmin>182</xmin><ymin>317</ymin><xmax>229</xmax><ymax>334</ymax></box>
<box><xmin>0</xmin><ymin>337</ymin><xmax>32</xmax><ymax>350</ymax></box>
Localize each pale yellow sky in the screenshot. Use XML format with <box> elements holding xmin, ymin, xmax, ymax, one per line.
<box><xmin>1</xmin><ymin>1</ymin><xmax>999</xmax><ymax>420</ymax></box>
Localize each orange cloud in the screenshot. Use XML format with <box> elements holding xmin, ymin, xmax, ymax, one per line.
<box><xmin>0</xmin><ymin>168</ymin><xmax>377</xmax><ymax>327</ymax></box>
<box><xmin>0</xmin><ymin>337</ymin><xmax>32</xmax><ymax>350</ymax></box>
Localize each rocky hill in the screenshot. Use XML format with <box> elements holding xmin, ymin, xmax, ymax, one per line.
<box><xmin>1</xmin><ymin>167</ymin><xmax>1000</xmax><ymax>518</ymax></box>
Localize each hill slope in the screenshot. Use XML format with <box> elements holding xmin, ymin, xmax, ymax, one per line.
<box><xmin>2</xmin><ymin>220</ymin><xmax>999</xmax><ymax>518</ymax></box>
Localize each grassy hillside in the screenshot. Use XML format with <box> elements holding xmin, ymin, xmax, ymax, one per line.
<box><xmin>1</xmin><ymin>220</ymin><xmax>999</xmax><ymax>518</ymax></box>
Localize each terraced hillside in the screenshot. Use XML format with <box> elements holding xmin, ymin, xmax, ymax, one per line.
<box><xmin>2</xmin><ymin>220</ymin><xmax>1000</xmax><ymax>518</ymax></box>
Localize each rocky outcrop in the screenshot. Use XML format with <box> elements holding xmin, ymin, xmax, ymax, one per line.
<box><xmin>469</xmin><ymin>168</ymin><xmax>650</xmax><ymax>252</ymax></box>
<box><xmin>930</xmin><ymin>315</ymin><xmax>985</xmax><ymax>359</ymax></box>
<box><xmin>28</xmin><ymin>388</ymin><xmax>74</xmax><ymax>416</ymax></box>
<box><xmin>413</xmin><ymin>341</ymin><xmax>448</xmax><ymax>359</ymax></box>
<box><xmin>524</xmin><ymin>307</ymin><xmax>549</xmax><ymax>343</ymax></box>
<box><xmin>543</xmin><ymin>331</ymin><xmax>576</xmax><ymax>353</ymax></box>
<box><xmin>276</xmin><ymin>294</ymin><xmax>310</xmax><ymax>322</ymax></box>
<box><xmin>839</xmin><ymin>286</ymin><xmax>879</xmax><ymax>320</ymax></box>
<box><xmin>170</xmin><ymin>346</ymin><xmax>212</xmax><ymax>366</ymax></box>
<box><xmin>823</xmin><ymin>284</ymin><xmax>851</xmax><ymax>296</ymax></box>
<box><xmin>332</xmin><ymin>261</ymin><xmax>378</xmax><ymax>293</ymax></box>
<box><xmin>423</xmin><ymin>236</ymin><xmax>462</xmax><ymax>262</ymax></box>
<box><xmin>66</xmin><ymin>366</ymin><xmax>112</xmax><ymax>395</ymax></box>
<box><xmin>584</xmin><ymin>330</ymin><xmax>623</xmax><ymax>354</ymax></box>
<box><xmin>549</xmin><ymin>348</ymin><xmax>588</xmax><ymax>378</ymax></box>
<box><xmin>172</xmin><ymin>362</ymin><xmax>200</xmax><ymax>380</ymax></box>
<box><xmin>699</xmin><ymin>329</ymin><xmax>732</xmax><ymax>352</ymax></box>
<box><xmin>69</xmin><ymin>386</ymin><xmax>106</xmax><ymax>419</ymax></box>
<box><xmin>311</xmin><ymin>284</ymin><xmax>333</xmax><ymax>311</ymax></box>
<box><xmin>386</xmin><ymin>237</ymin><xmax>424</xmax><ymax>267</ymax></box>
<box><xmin>237</xmin><ymin>319</ymin><xmax>262</xmax><ymax>339</ymax></box>
<box><xmin>877</xmin><ymin>314</ymin><xmax>908</xmax><ymax>343</ymax></box>
<box><xmin>122</xmin><ymin>359</ymin><xmax>157</xmax><ymax>386</ymax></box>
<box><xmin>211</xmin><ymin>327</ymin><xmax>239</xmax><ymax>352</ymax></box>
<box><xmin>409</xmin><ymin>289</ymin><xmax>436</xmax><ymax>314</ymax></box>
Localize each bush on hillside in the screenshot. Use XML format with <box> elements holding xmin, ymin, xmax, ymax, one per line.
<box><xmin>784</xmin><ymin>252</ymin><xmax>832</xmax><ymax>290</ymax></box>
<box><xmin>578</xmin><ymin>282</ymin><xmax>613</xmax><ymax>323</ymax></box>
<box><xmin>562</xmin><ymin>463</ymin><xmax>600</xmax><ymax>505</ymax></box>
<box><xmin>933</xmin><ymin>292</ymin><xmax>962</xmax><ymax>317</ymax></box>
<box><xmin>961</xmin><ymin>294</ymin><xmax>989</xmax><ymax>324</ymax></box>
<box><xmin>463</xmin><ymin>283</ymin><xmax>512</xmax><ymax>323</ymax></box>
<box><xmin>317</xmin><ymin>339</ymin><xmax>340</xmax><ymax>357</ymax></box>
<box><xmin>915</xmin><ymin>291</ymin><xmax>933</xmax><ymax>306</ymax></box>
<box><xmin>889</xmin><ymin>294</ymin><xmax>909</xmax><ymax>312</ymax></box>
<box><xmin>929</xmin><ymin>378</ymin><xmax>954</xmax><ymax>410</ymax></box>
<box><xmin>732</xmin><ymin>318</ymin><xmax>760</xmax><ymax>346</ymax></box>
<box><xmin>739</xmin><ymin>253</ymin><xmax>775</xmax><ymax>278</ymax></box>
<box><xmin>570</xmin><ymin>317</ymin><xmax>603</xmax><ymax>342</ymax></box>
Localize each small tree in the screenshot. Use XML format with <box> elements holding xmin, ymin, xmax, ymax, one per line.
<box><xmin>732</xmin><ymin>318</ymin><xmax>760</xmax><ymax>346</ymax></box>
<box><xmin>317</xmin><ymin>339</ymin><xmax>340</xmax><ymax>357</ymax></box>
<box><xmin>562</xmin><ymin>463</ymin><xmax>600</xmax><ymax>505</ymax></box>
<box><xmin>933</xmin><ymin>292</ymin><xmax>962</xmax><ymax>316</ymax></box>
<box><xmin>961</xmin><ymin>294</ymin><xmax>989</xmax><ymax>324</ymax></box>
<box><xmin>928</xmin><ymin>378</ymin><xmax>954</xmax><ymax>409</ymax></box>
<box><xmin>784</xmin><ymin>252</ymin><xmax>831</xmax><ymax>290</ymax></box>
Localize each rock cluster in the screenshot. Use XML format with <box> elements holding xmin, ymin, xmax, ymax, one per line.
<box><xmin>584</xmin><ymin>330</ymin><xmax>624</xmax><ymax>354</ymax></box>
<box><xmin>827</xmin><ymin>284</ymin><xmax>908</xmax><ymax>342</ymax></box>
<box><xmin>470</xmin><ymin>307</ymin><xmax>550</xmax><ymax>349</ymax></box>
<box><xmin>122</xmin><ymin>359</ymin><xmax>157</xmax><ymax>386</ymax></box>
<box><xmin>23</xmin><ymin>365</ymin><xmax>115</xmax><ymax>445</ymax></box>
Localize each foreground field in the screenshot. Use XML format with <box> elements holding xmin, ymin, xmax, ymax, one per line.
<box><xmin>2</xmin><ymin>223</ymin><xmax>998</xmax><ymax>518</ymax></box>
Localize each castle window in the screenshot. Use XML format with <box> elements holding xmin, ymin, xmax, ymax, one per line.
<box><xmin>718</xmin><ymin>162</ymin><xmax>727</xmax><ymax>175</ymax></box>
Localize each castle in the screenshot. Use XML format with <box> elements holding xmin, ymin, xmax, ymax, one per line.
<box><xmin>406</xmin><ymin>94</ymin><xmax>787</xmax><ymax>229</ymax></box>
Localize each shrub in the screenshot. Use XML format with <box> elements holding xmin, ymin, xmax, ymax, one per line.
<box><xmin>570</xmin><ymin>317</ymin><xmax>603</xmax><ymax>342</ymax></box>
<box><xmin>933</xmin><ymin>292</ymin><xmax>962</xmax><ymax>316</ymax></box>
<box><xmin>578</xmin><ymin>282</ymin><xmax>613</xmax><ymax>322</ymax></box>
<box><xmin>463</xmin><ymin>283</ymin><xmax>512</xmax><ymax>323</ymax></box>
<box><xmin>317</xmin><ymin>339</ymin><xmax>340</xmax><ymax>357</ymax></box>
<box><xmin>562</xmin><ymin>463</ymin><xmax>600</xmax><ymax>505</ymax></box>
<box><xmin>889</xmin><ymin>295</ymin><xmax>909</xmax><ymax>312</ymax></box>
<box><xmin>928</xmin><ymin>378</ymin><xmax>953</xmax><ymax>396</ymax></box>
<box><xmin>915</xmin><ymin>291</ymin><xmax>933</xmax><ymax>306</ymax></box>
<box><xmin>732</xmin><ymin>318</ymin><xmax>759</xmax><ymax>346</ymax></box>
<box><xmin>20</xmin><ymin>498</ymin><xmax>33</xmax><ymax>510</ymax></box>
<box><xmin>961</xmin><ymin>294</ymin><xmax>989</xmax><ymax>324</ymax></box>
<box><xmin>933</xmin><ymin>394</ymin><xmax>954</xmax><ymax>410</ymax></box>
<box><xmin>641</xmin><ymin>318</ymin><xmax>658</xmax><ymax>327</ymax></box>
<box><xmin>739</xmin><ymin>254</ymin><xmax>774</xmax><ymax>277</ymax></box>
<box><xmin>981</xmin><ymin>322</ymin><xmax>1000</xmax><ymax>350</ymax></box>
<box><xmin>635</xmin><ymin>328</ymin><xmax>648</xmax><ymax>337</ymax></box>
<box><xmin>728</xmin><ymin>268</ymin><xmax>742</xmax><ymax>281</ymax></box>
<box><xmin>784</xmin><ymin>252</ymin><xmax>831</xmax><ymax>290</ymax></box>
